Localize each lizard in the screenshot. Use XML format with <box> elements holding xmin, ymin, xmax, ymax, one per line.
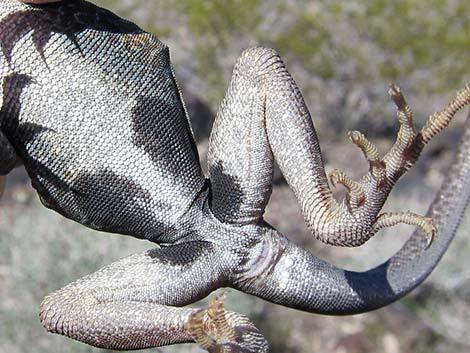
<box><xmin>1</xmin><ymin>0</ymin><xmax>469</xmax><ymax>351</ymax></box>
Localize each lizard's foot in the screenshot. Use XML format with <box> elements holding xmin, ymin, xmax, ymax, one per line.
<box><xmin>187</xmin><ymin>294</ymin><xmax>269</xmax><ymax>353</ymax></box>
<box><xmin>327</xmin><ymin>83</ymin><xmax>470</xmax><ymax>246</ymax></box>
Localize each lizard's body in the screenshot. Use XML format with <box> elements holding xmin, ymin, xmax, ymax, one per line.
<box><xmin>0</xmin><ymin>0</ymin><xmax>205</xmax><ymax>243</ymax></box>
<box><xmin>1</xmin><ymin>0</ymin><xmax>469</xmax><ymax>352</ymax></box>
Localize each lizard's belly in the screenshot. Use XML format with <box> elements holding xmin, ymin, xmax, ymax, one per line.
<box><xmin>5</xmin><ymin>100</ymin><xmax>202</xmax><ymax>242</ymax></box>
<box><xmin>0</xmin><ymin>1</ymin><xmax>205</xmax><ymax>242</ymax></box>
<box><xmin>15</xmin><ymin>119</ymin><xmax>191</xmax><ymax>242</ymax></box>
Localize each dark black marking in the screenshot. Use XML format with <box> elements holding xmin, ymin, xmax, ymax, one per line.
<box><xmin>208</xmin><ymin>161</ymin><xmax>245</xmax><ymax>221</ymax></box>
<box><xmin>0</xmin><ymin>73</ymin><xmax>33</xmax><ymax>128</ymax></box>
<box><xmin>343</xmin><ymin>263</ymin><xmax>395</xmax><ymax>314</ymax></box>
<box><xmin>0</xmin><ymin>73</ymin><xmax>61</xmax><ymax>185</ymax></box>
<box><xmin>147</xmin><ymin>240</ymin><xmax>214</xmax><ymax>267</ymax></box>
<box><xmin>0</xmin><ymin>0</ymin><xmax>142</xmax><ymax>65</ymax></box>
<box><xmin>0</xmin><ymin>74</ymin><xmax>53</xmax><ymax>162</ymax></box>
<box><xmin>66</xmin><ymin>168</ymin><xmax>173</xmax><ymax>241</ymax></box>
<box><xmin>131</xmin><ymin>95</ymin><xmax>181</xmax><ymax>164</ymax></box>
<box><xmin>130</xmin><ymin>92</ymin><xmax>200</xmax><ymax>177</ymax></box>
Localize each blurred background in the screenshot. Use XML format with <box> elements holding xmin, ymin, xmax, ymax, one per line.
<box><xmin>1</xmin><ymin>0</ymin><xmax>469</xmax><ymax>352</ymax></box>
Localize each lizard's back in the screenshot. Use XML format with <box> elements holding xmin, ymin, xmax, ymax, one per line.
<box><xmin>0</xmin><ymin>0</ymin><xmax>205</xmax><ymax>242</ymax></box>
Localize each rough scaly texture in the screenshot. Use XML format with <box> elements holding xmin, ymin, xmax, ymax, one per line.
<box><xmin>1</xmin><ymin>0</ymin><xmax>469</xmax><ymax>351</ymax></box>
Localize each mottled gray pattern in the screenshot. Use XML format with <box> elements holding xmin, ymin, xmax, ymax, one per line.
<box><xmin>1</xmin><ymin>0</ymin><xmax>469</xmax><ymax>352</ymax></box>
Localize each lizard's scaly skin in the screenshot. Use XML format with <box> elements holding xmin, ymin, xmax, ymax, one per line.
<box><xmin>1</xmin><ymin>0</ymin><xmax>469</xmax><ymax>351</ymax></box>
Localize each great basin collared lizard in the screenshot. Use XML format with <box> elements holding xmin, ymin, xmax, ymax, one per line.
<box><xmin>1</xmin><ymin>0</ymin><xmax>470</xmax><ymax>351</ymax></box>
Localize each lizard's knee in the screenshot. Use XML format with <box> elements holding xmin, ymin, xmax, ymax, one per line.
<box><xmin>40</xmin><ymin>288</ymin><xmax>93</xmax><ymax>335</ymax></box>
<box><xmin>39</xmin><ymin>292</ymin><xmax>64</xmax><ymax>334</ymax></box>
<box><xmin>236</xmin><ymin>47</ymin><xmax>285</xmax><ymax>82</ymax></box>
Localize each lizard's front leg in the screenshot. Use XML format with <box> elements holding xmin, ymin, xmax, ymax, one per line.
<box><xmin>39</xmin><ymin>240</ymin><xmax>268</xmax><ymax>352</ymax></box>
<box><xmin>209</xmin><ymin>47</ymin><xmax>470</xmax><ymax>246</ymax></box>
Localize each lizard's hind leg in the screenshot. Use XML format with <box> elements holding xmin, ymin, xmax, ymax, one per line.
<box><xmin>39</xmin><ymin>241</ymin><xmax>268</xmax><ymax>352</ymax></box>
<box><xmin>209</xmin><ymin>46</ymin><xmax>470</xmax><ymax>246</ymax></box>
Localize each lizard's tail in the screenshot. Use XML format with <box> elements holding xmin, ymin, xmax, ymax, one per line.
<box><xmin>237</xmin><ymin>109</ymin><xmax>470</xmax><ymax>314</ymax></box>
